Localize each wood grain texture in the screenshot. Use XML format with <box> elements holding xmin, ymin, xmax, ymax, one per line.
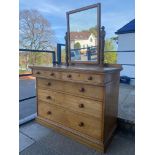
<box><xmin>30</xmin><ymin>65</ymin><xmax>121</xmax><ymax>152</ymax></box>
<box><xmin>33</xmin><ymin>69</ymin><xmax>104</xmax><ymax>85</ymax></box>
<box><xmin>29</xmin><ymin>64</ymin><xmax>122</xmax><ymax>74</ymax></box>
<box><xmin>37</xmin><ymin>78</ymin><xmax>104</xmax><ymax>101</ymax></box>
<box><xmin>38</xmin><ymin>101</ymin><xmax>102</xmax><ymax>140</ymax></box>
<box><xmin>61</xmin><ymin>71</ymin><xmax>104</xmax><ymax>84</ymax></box>
<box><xmin>36</xmin><ymin>117</ymin><xmax>105</xmax><ymax>151</ymax></box>
<box><xmin>103</xmin><ymin>72</ymin><xmax>120</xmax><ymax>143</ymax></box>
<box><xmin>38</xmin><ymin>89</ymin><xmax>103</xmax><ymax>119</ymax></box>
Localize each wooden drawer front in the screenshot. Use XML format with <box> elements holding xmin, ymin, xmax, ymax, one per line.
<box><xmin>38</xmin><ymin>78</ymin><xmax>104</xmax><ymax>100</ymax></box>
<box><xmin>33</xmin><ymin>70</ymin><xmax>61</xmax><ymax>79</ymax></box>
<box><xmin>33</xmin><ymin>70</ymin><xmax>47</xmax><ymax>77</ymax></box>
<box><xmin>61</xmin><ymin>72</ymin><xmax>103</xmax><ymax>84</ymax></box>
<box><xmin>38</xmin><ymin>102</ymin><xmax>102</xmax><ymax>140</ymax></box>
<box><xmin>38</xmin><ymin>89</ymin><xmax>102</xmax><ymax>119</ymax></box>
<box><xmin>33</xmin><ymin>69</ymin><xmax>104</xmax><ymax>84</ymax></box>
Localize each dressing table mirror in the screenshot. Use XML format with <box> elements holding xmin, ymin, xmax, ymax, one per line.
<box><xmin>66</xmin><ymin>3</ymin><xmax>105</xmax><ymax>66</ymax></box>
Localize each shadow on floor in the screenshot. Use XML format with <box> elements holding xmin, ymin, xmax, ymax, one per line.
<box><xmin>20</xmin><ymin>121</ymin><xmax>135</xmax><ymax>155</ymax></box>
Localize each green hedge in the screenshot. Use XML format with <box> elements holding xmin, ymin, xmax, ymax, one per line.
<box><xmin>104</xmin><ymin>52</ymin><xmax>117</xmax><ymax>64</ymax></box>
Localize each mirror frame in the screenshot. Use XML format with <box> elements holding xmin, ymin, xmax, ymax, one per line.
<box><xmin>66</xmin><ymin>3</ymin><xmax>101</xmax><ymax>65</ymax></box>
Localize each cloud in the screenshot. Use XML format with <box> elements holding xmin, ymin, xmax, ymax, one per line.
<box><xmin>20</xmin><ymin>0</ymin><xmax>71</xmax><ymax>18</ymax></box>
<box><xmin>38</xmin><ymin>3</ymin><xmax>62</xmax><ymax>15</ymax></box>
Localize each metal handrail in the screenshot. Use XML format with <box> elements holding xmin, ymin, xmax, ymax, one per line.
<box><xmin>19</xmin><ymin>48</ymin><xmax>56</xmax><ymax>64</ymax></box>
<box><xmin>19</xmin><ymin>74</ymin><xmax>32</xmax><ymax>77</ymax></box>
<box><xmin>19</xmin><ymin>96</ymin><xmax>36</xmax><ymax>102</ymax></box>
<box><xmin>19</xmin><ymin>49</ymin><xmax>55</xmax><ymax>53</ymax></box>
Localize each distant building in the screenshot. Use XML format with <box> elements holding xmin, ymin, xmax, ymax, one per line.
<box><xmin>70</xmin><ymin>31</ymin><xmax>97</xmax><ymax>49</ymax></box>
<box><xmin>115</xmin><ymin>19</ymin><xmax>135</xmax><ymax>84</ymax></box>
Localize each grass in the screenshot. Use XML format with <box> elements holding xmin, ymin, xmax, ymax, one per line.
<box><xmin>19</xmin><ymin>69</ymin><xmax>31</xmax><ymax>74</ymax></box>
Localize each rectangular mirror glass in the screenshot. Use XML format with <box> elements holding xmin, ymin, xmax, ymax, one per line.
<box><xmin>67</xmin><ymin>4</ymin><xmax>100</xmax><ymax>63</ymax></box>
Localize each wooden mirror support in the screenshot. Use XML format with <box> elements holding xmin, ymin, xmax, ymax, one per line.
<box><xmin>66</xmin><ymin>3</ymin><xmax>105</xmax><ymax>66</ymax></box>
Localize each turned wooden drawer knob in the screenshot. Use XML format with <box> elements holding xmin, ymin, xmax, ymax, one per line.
<box><xmin>79</xmin><ymin>122</ymin><xmax>84</xmax><ymax>127</ymax></box>
<box><xmin>50</xmin><ymin>73</ymin><xmax>55</xmax><ymax>76</ymax></box>
<box><xmin>46</xmin><ymin>96</ymin><xmax>51</xmax><ymax>100</ymax></box>
<box><xmin>67</xmin><ymin>74</ymin><xmax>72</xmax><ymax>78</ymax></box>
<box><xmin>79</xmin><ymin>103</ymin><xmax>84</xmax><ymax>108</ymax></box>
<box><xmin>36</xmin><ymin>71</ymin><xmax>40</xmax><ymax>74</ymax></box>
<box><xmin>79</xmin><ymin>87</ymin><xmax>85</xmax><ymax>92</ymax></box>
<box><xmin>47</xmin><ymin>111</ymin><xmax>52</xmax><ymax>115</ymax></box>
<box><xmin>88</xmin><ymin>76</ymin><xmax>93</xmax><ymax>80</ymax></box>
<box><xmin>47</xmin><ymin>82</ymin><xmax>51</xmax><ymax>86</ymax></box>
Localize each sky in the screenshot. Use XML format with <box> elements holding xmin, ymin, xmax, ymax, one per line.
<box><xmin>69</xmin><ymin>8</ymin><xmax>97</xmax><ymax>32</ymax></box>
<box><xmin>19</xmin><ymin>0</ymin><xmax>135</xmax><ymax>44</ymax></box>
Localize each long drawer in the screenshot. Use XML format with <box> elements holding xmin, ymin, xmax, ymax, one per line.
<box><xmin>33</xmin><ymin>69</ymin><xmax>104</xmax><ymax>84</ymax></box>
<box><xmin>38</xmin><ymin>89</ymin><xmax>103</xmax><ymax>119</ymax></box>
<box><xmin>38</xmin><ymin>102</ymin><xmax>102</xmax><ymax>140</ymax></box>
<box><xmin>37</xmin><ymin>78</ymin><xmax>104</xmax><ymax>100</ymax></box>
<box><xmin>33</xmin><ymin>69</ymin><xmax>61</xmax><ymax>79</ymax></box>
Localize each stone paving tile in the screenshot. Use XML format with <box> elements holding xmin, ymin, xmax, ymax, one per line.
<box><xmin>118</xmin><ymin>84</ymin><xmax>135</xmax><ymax>122</ymax></box>
<box><xmin>19</xmin><ymin>98</ymin><xmax>37</xmax><ymax>120</ymax></box>
<box><xmin>19</xmin><ymin>132</ymin><xmax>35</xmax><ymax>152</ymax></box>
<box><xmin>93</xmin><ymin>134</ymin><xmax>135</xmax><ymax>155</ymax></box>
<box><xmin>19</xmin><ymin>122</ymin><xmax>135</xmax><ymax>155</ymax></box>
<box><xmin>37</xmin><ymin>130</ymin><xmax>96</xmax><ymax>155</ymax></box>
<box><xmin>20</xmin><ymin>121</ymin><xmax>51</xmax><ymax>141</ymax></box>
<box><xmin>20</xmin><ymin>142</ymin><xmax>61</xmax><ymax>155</ymax></box>
<box><xmin>118</xmin><ymin>90</ymin><xmax>135</xmax><ymax>122</ymax></box>
<box><xmin>119</xmin><ymin>86</ymin><xmax>132</xmax><ymax>104</ymax></box>
<box><xmin>19</xmin><ymin>79</ymin><xmax>36</xmax><ymax>100</ymax></box>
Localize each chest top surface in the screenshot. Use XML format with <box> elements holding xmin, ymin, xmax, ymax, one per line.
<box><xmin>29</xmin><ymin>64</ymin><xmax>122</xmax><ymax>74</ymax></box>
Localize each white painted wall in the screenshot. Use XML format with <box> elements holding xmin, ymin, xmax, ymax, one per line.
<box><xmin>117</xmin><ymin>33</ymin><xmax>135</xmax><ymax>51</ymax></box>
<box><xmin>117</xmin><ymin>33</ymin><xmax>135</xmax><ymax>79</ymax></box>
<box><xmin>70</xmin><ymin>34</ymin><xmax>96</xmax><ymax>49</ymax></box>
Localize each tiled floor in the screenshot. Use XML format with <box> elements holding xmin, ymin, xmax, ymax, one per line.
<box><xmin>20</xmin><ymin>121</ymin><xmax>135</xmax><ymax>155</ymax></box>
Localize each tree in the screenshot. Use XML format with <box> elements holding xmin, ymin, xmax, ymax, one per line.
<box><xmin>82</xmin><ymin>26</ymin><xmax>97</xmax><ymax>37</ymax></box>
<box><xmin>19</xmin><ymin>10</ymin><xmax>55</xmax><ymax>66</ymax></box>
<box><xmin>110</xmin><ymin>36</ymin><xmax>118</xmax><ymax>44</ymax></box>
<box><xmin>74</xmin><ymin>42</ymin><xmax>81</xmax><ymax>49</ymax></box>
<box><xmin>104</xmin><ymin>39</ymin><xmax>117</xmax><ymax>64</ymax></box>
<box><xmin>104</xmin><ymin>39</ymin><xmax>115</xmax><ymax>51</ymax></box>
<box><xmin>20</xmin><ymin>9</ymin><xmax>55</xmax><ymax>50</ymax></box>
<box><xmin>89</xmin><ymin>26</ymin><xmax>97</xmax><ymax>37</ymax></box>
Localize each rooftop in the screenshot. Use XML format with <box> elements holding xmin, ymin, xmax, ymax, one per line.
<box><xmin>115</xmin><ymin>19</ymin><xmax>135</xmax><ymax>34</ymax></box>
<box><xmin>70</xmin><ymin>31</ymin><xmax>92</xmax><ymax>41</ymax></box>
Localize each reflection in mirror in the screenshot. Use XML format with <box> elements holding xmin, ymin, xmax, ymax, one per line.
<box><xmin>69</xmin><ymin>8</ymin><xmax>98</xmax><ymax>62</ymax></box>
<box><xmin>61</xmin><ymin>46</ymin><xmax>66</xmax><ymax>63</ymax></box>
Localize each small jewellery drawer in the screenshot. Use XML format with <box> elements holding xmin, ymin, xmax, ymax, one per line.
<box><xmin>33</xmin><ymin>69</ymin><xmax>104</xmax><ymax>84</ymax></box>
<box><xmin>38</xmin><ymin>89</ymin><xmax>103</xmax><ymax>118</ymax></box>
<box><xmin>38</xmin><ymin>102</ymin><xmax>102</xmax><ymax>140</ymax></box>
<box><xmin>33</xmin><ymin>70</ymin><xmax>61</xmax><ymax>79</ymax></box>
<box><xmin>37</xmin><ymin>78</ymin><xmax>104</xmax><ymax>100</ymax></box>
<box><xmin>33</xmin><ymin>70</ymin><xmax>47</xmax><ymax>77</ymax></box>
<box><xmin>61</xmin><ymin>72</ymin><xmax>104</xmax><ymax>84</ymax></box>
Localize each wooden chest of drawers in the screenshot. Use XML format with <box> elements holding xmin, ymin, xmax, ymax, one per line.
<box><xmin>30</xmin><ymin>65</ymin><xmax>121</xmax><ymax>152</ymax></box>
